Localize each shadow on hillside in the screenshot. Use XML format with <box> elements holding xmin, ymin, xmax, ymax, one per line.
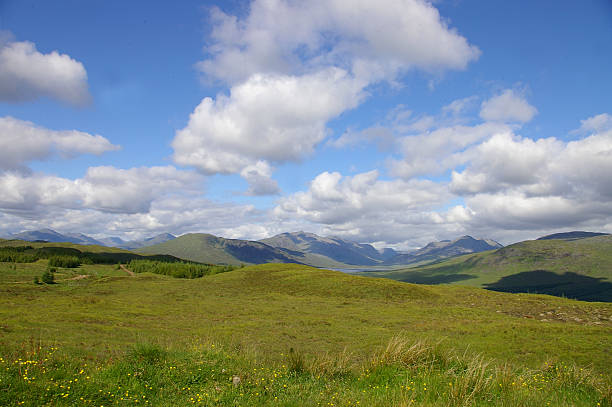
<box><xmin>398</xmin><ymin>272</ymin><xmax>475</xmax><ymax>285</ymax></box>
<box><xmin>484</xmin><ymin>270</ymin><xmax>612</xmax><ymax>302</ymax></box>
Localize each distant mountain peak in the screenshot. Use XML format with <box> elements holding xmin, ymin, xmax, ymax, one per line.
<box><xmin>10</xmin><ymin>229</ymin><xmax>104</xmax><ymax>246</ymax></box>
<box><xmin>385</xmin><ymin>235</ymin><xmax>502</xmax><ymax>266</ymax></box>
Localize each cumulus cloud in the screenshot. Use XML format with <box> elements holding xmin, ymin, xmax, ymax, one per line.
<box><xmin>273</xmin><ymin>169</ymin><xmax>457</xmax><ymax>246</ymax></box>
<box><xmin>0</xmin><ymin>39</ymin><xmax>90</xmax><ymax>105</ymax></box>
<box><xmin>173</xmin><ymin>68</ymin><xmax>366</xmax><ymax>174</ymax></box>
<box><xmin>0</xmin><ymin>116</ymin><xmax>119</xmax><ymax>171</ymax></box>
<box><xmin>449</xmin><ymin>133</ymin><xmax>564</xmax><ymax>195</ymax></box>
<box><xmin>479</xmin><ymin>89</ymin><xmax>537</xmax><ymax>123</ymax></box>
<box><xmin>448</xmin><ymin>116</ymin><xmax>612</xmax><ymax>236</ymax></box>
<box><xmin>240</xmin><ymin>161</ymin><xmax>280</xmax><ymax>196</ymax></box>
<box><xmin>450</xmin><ymin>129</ymin><xmax>612</xmax><ymax>200</ymax></box>
<box><xmin>0</xmin><ymin>166</ymin><xmax>202</xmax><ymax>215</ymax></box>
<box><xmin>390</xmin><ymin>122</ymin><xmax>512</xmax><ymax>179</ymax></box>
<box><xmin>199</xmin><ymin>0</ymin><xmax>480</xmax><ymax>84</ymax></box>
<box><xmin>175</xmin><ymin>0</ymin><xmax>480</xmax><ymax>193</ymax></box>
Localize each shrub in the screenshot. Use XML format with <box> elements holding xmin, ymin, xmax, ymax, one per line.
<box><xmin>41</xmin><ymin>271</ymin><xmax>55</xmax><ymax>284</ymax></box>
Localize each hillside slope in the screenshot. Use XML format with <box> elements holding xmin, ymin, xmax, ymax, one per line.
<box><xmin>137</xmin><ymin>233</ymin><xmax>301</xmax><ymax>265</ymax></box>
<box><xmin>2</xmin><ymin>262</ymin><xmax>611</xmax><ymax>405</ymax></box>
<box><xmin>537</xmin><ymin>231</ymin><xmax>609</xmax><ymax>241</ymax></box>
<box><xmin>365</xmin><ymin>235</ymin><xmax>612</xmax><ymax>302</ymax></box>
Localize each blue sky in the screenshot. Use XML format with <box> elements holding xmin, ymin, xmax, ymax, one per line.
<box><xmin>1</xmin><ymin>0</ymin><xmax>611</xmax><ymax>249</ymax></box>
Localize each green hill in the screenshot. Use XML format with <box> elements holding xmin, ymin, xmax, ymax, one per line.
<box><xmin>537</xmin><ymin>230</ymin><xmax>609</xmax><ymax>241</ymax></box>
<box><xmin>364</xmin><ymin>235</ymin><xmax>612</xmax><ymax>302</ymax></box>
<box><xmin>136</xmin><ymin>233</ymin><xmax>301</xmax><ymax>265</ymax></box>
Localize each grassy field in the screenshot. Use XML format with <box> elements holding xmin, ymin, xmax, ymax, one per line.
<box><xmin>363</xmin><ymin>236</ymin><xmax>612</xmax><ymax>302</ymax></box>
<box><xmin>0</xmin><ymin>259</ymin><xmax>611</xmax><ymax>405</ymax></box>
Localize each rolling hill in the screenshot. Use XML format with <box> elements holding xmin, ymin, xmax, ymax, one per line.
<box><xmin>136</xmin><ymin>233</ymin><xmax>301</xmax><ymax>265</ymax></box>
<box><xmin>536</xmin><ymin>230</ymin><xmax>609</xmax><ymax>241</ymax></box>
<box><xmin>364</xmin><ymin>235</ymin><xmax>612</xmax><ymax>302</ymax></box>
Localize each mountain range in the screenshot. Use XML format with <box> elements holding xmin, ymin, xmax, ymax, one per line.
<box><xmin>384</xmin><ymin>235</ymin><xmax>502</xmax><ymax>265</ymax></box>
<box><xmin>259</xmin><ymin>231</ymin><xmax>397</xmax><ymax>267</ymax></box>
<box><xmin>138</xmin><ymin>231</ymin><xmax>503</xmax><ymax>267</ymax></box>
<box><xmin>5</xmin><ymin>228</ymin><xmax>176</xmax><ymax>250</ymax></box>
<box><xmin>5</xmin><ymin>228</ymin><xmax>605</xmax><ymax>269</ymax></box>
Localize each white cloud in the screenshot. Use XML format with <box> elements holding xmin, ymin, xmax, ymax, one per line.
<box><xmin>573</xmin><ymin>113</ymin><xmax>612</xmax><ymax>134</ymax></box>
<box><xmin>273</xmin><ymin>169</ymin><xmax>457</xmax><ymax>246</ymax></box>
<box><xmin>442</xmin><ymin>96</ymin><xmax>479</xmax><ymax>118</ymax></box>
<box><xmin>449</xmin><ymin>133</ymin><xmax>564</xmax><ymax>195</ymax></box>
<box><xmin>0</xmin><ymin>39</ymin><xmax>90</xmax><ymax>105</ymax></box>
<box><xmin>199</xmin><ymin>0</ymin><xmax>480</xmax><ymax>84</ymax></box>
<box><xmin>172</xmin><ymin>68</ymin><xmax>366</xmax><ymax>174</ymax></box>
<box><xmin>450</xmin><ymin>129</ymin><xmax>612</xmax><ymax>200</ymax></box>
<box><xmin>447</xmin><ymin>121</ymin><xmax>612</xmax><ymax>236</ymax></box>
<box><xmin>177</xmin><ymin>0</ymin><xmax>480</xmax><ymax>195</ymax></box>
<box><xmin>0</xmin><ymin>166</ymin><xmax>202</xmax><ymax>215</ymax></box>
<box><xmin>390</xmin><ymin>122</ymin><xmax>512</xmax><ymax>179</ymax></box>
<box><xmin>240</xmin><ymin>161</ymin><xmax>280</xmax><ymax>196</ymax></box>
<box><xmin>328</xmin><ymin>126</ymin><xmax>395</xmax><ymax>150</ymax></box>
<box><xmin>479</xmin><ymin>89</ymin><xmax>537</xmax><ymax>123</ymax></box>
<box><xmin>0</xmin><ymin>116</ymin><xmax>119</xmax><ymax>171</ymax></box>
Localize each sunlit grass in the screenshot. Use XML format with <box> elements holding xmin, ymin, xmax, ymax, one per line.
<box><xmin>1</xmin><ymin>339</ymin><xmax>609</xmax><ymax>406</ymax></box>
<box><xmin>0</xmin><ymin>261</ymin><xmax>610</xmax><ymax>405</ymax></box>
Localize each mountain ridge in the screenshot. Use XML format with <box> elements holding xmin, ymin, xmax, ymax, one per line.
<box><xmin>259</xmin><ymin>231</ymin><xmax>394</xmax><ymax>266</ymax></box>
<box><xmin>384</xmin><ymin>235</ymin><xmax>503</xmax><ymax>265</ymax></box>
<box><xmin>5</xmin><ymin>229</ymin><xmax>177</xmax><ymax>250</ymax></box>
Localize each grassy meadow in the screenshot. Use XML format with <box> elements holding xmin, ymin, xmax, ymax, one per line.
<box><xmin>0</xmin><ymin>256</ymin><xmax>611</xmax><ymax>405</ymax></box>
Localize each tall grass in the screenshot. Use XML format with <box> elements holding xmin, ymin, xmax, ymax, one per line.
<box><xmin>1</xmin><ymin>337</ymin><xmax>608</xmax><ymax>406</ymax></box>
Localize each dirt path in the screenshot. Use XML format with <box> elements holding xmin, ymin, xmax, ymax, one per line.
<box><xmin>120</xmin><ymin>264</ymin><xmax>135</xmax><ymax>276</ymax></box>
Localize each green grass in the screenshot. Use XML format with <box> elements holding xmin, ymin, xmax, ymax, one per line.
<box><xmin>0</xmin><ymin>261</ymin><xmax>611</xmax><ymax>405</ymax></box>
<box><xmin>364</xmin><ymin>236</ymin><xmax>612</xmax><ymax>302</ymax></box>
<box><xmin>1</xmin><ymin>338</ymin><xmax>610</xmax><ymax>406</ymax></box>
